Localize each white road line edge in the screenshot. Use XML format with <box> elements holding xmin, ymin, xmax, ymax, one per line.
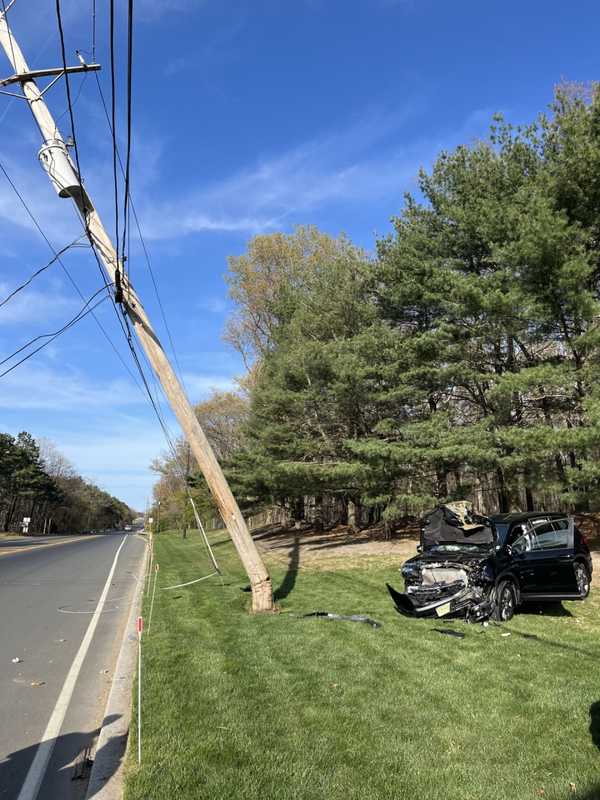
<box><xmin>17</xmin><ymin>535</ymin><xmax>129</xmax><ymax>800</ymax></box>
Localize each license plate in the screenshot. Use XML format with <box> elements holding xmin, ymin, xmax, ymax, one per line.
<box><xmin>436</xmin><ymin>602</ymin><xmax>451</xmax><ymax>617</ymax></box>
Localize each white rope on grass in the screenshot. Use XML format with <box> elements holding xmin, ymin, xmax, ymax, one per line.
<box><xmin>160</xmin><ymin>570</ymin><xmax>220</xmax><ymax>591</ymax></box>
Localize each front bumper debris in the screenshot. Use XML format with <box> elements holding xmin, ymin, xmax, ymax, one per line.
<box><xmin>386</xmin><ymin>582</ymin><xmax>493</xmax><ymax>622</ymax></box>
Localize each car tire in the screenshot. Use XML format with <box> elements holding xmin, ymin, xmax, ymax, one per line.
<box><xmin>574</xmin><ymin>562</ymin><xmax>591</xmax><ymax>599</ymax></box>
<box><xmin>492</xmin><ymin>580</ymin><xmax>516</xmax><ymax>622</ymax></box>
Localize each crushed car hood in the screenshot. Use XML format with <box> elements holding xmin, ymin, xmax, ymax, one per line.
<box><xmin>421</xmin><ymin>504</ymin><xmax>495</xmax><ymax>549</ymax></box>
<box><xmin>407</xmin><ymin>548</ymin><xmax>493</xmax><ymax>569</ymax></box>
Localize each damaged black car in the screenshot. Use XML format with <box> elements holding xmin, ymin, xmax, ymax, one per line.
<box><xmin>386</xmin><ymin>503</ymin><xmax>593</xmax><ymax>622</ymax></box>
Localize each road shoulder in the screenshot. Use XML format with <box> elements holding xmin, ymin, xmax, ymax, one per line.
<box><xmin>85</xmin><ymin>535</ymin><xmax>149</xmax><ymax>800</ymax></box>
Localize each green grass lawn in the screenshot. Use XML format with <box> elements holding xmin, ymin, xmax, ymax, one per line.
<box><xmin>125</xmin><ymin>531</ymin><xmax>600</xmax><ymax>800</ymax></box>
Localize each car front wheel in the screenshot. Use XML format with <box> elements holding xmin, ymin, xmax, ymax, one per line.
<box><xmin>493</xmin><ymin>580</ymin><xmax>516</xmax><ymax>622</ymax></box>
<box><xmin>574</xmin><ymin>562</ymin><xmax>591</xmax><ymax>599</ymax></box>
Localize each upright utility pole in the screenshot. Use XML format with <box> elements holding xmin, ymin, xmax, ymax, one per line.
<box><xmin>0</xmin><ymin>13</ymin><xmax>273</xmax><ymax>611</ymax></box>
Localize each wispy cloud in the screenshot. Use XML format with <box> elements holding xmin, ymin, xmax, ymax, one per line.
<box><xmin>41</xmin><ymin>419</ymin><xmax>170</xmax><ymax>509</ymax></box>
<box><xmin>137</xmin><ymin>107</ymin><xmax>413</xmax><ymax>236</ymax></box>
<box><xmin>182</xmin><ymin>371</ymin><xmax>235</xmax><ymax>400</ymax></box>
<box><xmin>0</xmin><ymin>364</ymin><xmax>144</xmax><ymax>411</ymax></box>
<box><xmin>163</xmin><ymin>14</ymin><xmax>247</xmax><ymax>76</ymax></box>
<box><xmin>138</xmin><ymin>105</ymin><xmax>493</xmax><ymax>239</ymax></box>
<box><xmin>0</xmin><ymin>282</ymin><xmax>77</xmax><ymax>326</ymax></box>
<box><xmin>0</xmin><ymin>157</ymin><xmax>80</xmax><ymax>244</ymax></box>
<box><xmin>0</xmin><ymin>360</ymin><xmax>236</xmax><ymax>410</ymax></box>
<box><xmin>197</xmin><ymin>297</ymin><xmax>229</xmax><ymax>314</ymax></box>
<box><xmin>136</xmin><ymin>0</ymin><xmax>207</xmax><ymax>22</ymax></box>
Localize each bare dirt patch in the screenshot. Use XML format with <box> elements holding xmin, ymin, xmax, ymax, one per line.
<box><xmin>254</xmin><ymin>522</ymin><xmax>420</xmax><ymax>572</ymax></box>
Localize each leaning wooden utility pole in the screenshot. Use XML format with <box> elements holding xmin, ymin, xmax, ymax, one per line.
<box><xmin>0</xmin><ymin>13</ymin><xmax>273</xmax><ymax>612</ymax></box>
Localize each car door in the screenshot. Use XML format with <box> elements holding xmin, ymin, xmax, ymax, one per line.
<box><xmin>509</xmin><ymin>527</ymin><xmax>537</xmax><ymax>593</ymax></box>
<box><xmin>525</xmin><ymin>519</ymin><xmax>577</xmax><ymax>595</ymax></box>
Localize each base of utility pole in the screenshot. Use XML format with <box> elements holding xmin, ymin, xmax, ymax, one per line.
<box><xmin>251</xmin><ymin>578</ymin><xmax>274</xmax><ymax>613</ymax></box>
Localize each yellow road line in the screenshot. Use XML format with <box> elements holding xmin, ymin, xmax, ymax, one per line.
<box><xmin>0</xmin><ymin>535</ymin><xmax>100</xmax><ymax>558</ymax></box>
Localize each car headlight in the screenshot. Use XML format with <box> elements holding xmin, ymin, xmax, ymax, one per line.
<box><xmin>401</xmin><ymin>562</ymin><xmax>420</xmax><ymax>579</ymax></box>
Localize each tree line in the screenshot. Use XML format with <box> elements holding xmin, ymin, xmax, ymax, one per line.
<box><xmin>0</xmin><ymin>431</ymin><xmax>134</xmax><ymax>534</ymax></box>
<box><xmin>153</xmin><ymin>86</ymin><xmax>600</xmax><ymax>531</ymax></box>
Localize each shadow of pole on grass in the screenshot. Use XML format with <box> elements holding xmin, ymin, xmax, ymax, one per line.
<box><xmin>273</xmin><ymin>534</ymin><xmax>300</xmax><ymax>602</ymax></box>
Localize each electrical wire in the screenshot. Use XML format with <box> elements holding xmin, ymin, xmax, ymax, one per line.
<box><xmin>0</xmin><ymin>29</ymin><xmax>55</xmax><ymax>127</ymax></box>
<box><xmin>121</xmin><ymin>0</ymin><xmax>134</xmax><ymax>272</ymax></box>
<box><xmin>91</xmin><ymin>0</ymin><xmax>96</xmax><ymax>61</ymax></box>
<box><xmin>0</xmin><ymin>283</ymin><xmax>111</xmax><ymax>377</ymax></box>
<box><xmin>0</xmin><ymin>0</ymin><xmax>17</xmax><ymax>67</ymax></box>
<box><xmin>54</xmin><ymin>2</ymin><xmax>149</xmax><ymax>400</ymax></box>
<box><xmin>0</xmin><ymin>159</ymin><xmax>142</xmax><ymax>389</ymax></box>
<box><xmin>5</xmin><ymin>3</ymin><xmax>195</xmax><ymax>501</ymax></box>
<box><xmin>55</xmin><ymin>72</ymin><xmax>89</xmax><ymax>127</ymax></box>
<box><xmin>118</xmin><ymin>308</ymin><xmax>181</xmax><ymax>456</ymax></box>
<box><xmin>55</xmin><ymin>0</ymin><xmax>84</xmax><ymax>196</ymax></box>
<box><xmin>46</xmin><ymin>20</ymin><xmax>174</xmax><ymax>432</ymax></box>
<box><xmin>108</xmin><ymin>0</ymin><xmax>120</xmax><ymax>266</ymax></box>
<box><xmin>0</xmin><ymin>235</ymin><xmax>86</xmax><ymax>310</ymax></box>
<box><xmin>93</xmin><ymin>73</ymin><xmax>188</xmax><ymax>391</ymax></box>
<box><xmin>1</xmin><ymin>5</ymin><xmax>185</xmax><ymax>477</ymax></box>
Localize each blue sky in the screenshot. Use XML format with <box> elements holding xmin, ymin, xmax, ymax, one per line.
<box><xmin>0</xmin><ymin>0</ymin><xmax>598</xmax><ymax>510</ymax></box>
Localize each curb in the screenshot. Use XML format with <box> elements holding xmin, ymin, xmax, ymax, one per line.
<box><xmin>85</xmin><ymin>536</ymin><xmax>149</xmax><ymax>800</ymax></box>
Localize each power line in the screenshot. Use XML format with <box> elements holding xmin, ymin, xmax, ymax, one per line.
<box><xmin>55</xmin><ymin>72</ymin><xmax>89</xmax><ymax>128</ymax></box>
<box><xmin>91</xmin><ymin>0</ymin><xmax>96</xmax><ymax>61</ymax></box>
<box><xmin>0</xmin><ymin>235</ymin><xmax>86</xmax><ymax>310</ymax></box>
<box><xmin>0</xmin><ymin>1</ymin><xmax>17</xmax><ymax>67</ymax></box>
<box><xmin>93</xmin><ymin>74</ymin><xmax>188</xmax><ymax>391</ymax></box>
<box><xmin>2</xmin><ymin>5</ymin><xmax>192</xmax><ymax>499</ymax></box>
<box><xmin>4</xmin><ymin>4</ymin><xmax>189</xmax><ymax>480</ymax></box>
<box><xmin>0</xmin><ymin>29</ymin><xmax>56</xmax><ymax>127</ymax></box>
<box><xmin>0</xmin><ymin>283</ymin><xmax>111</xmax><ymax>378</ymax></box>
<box><xmin>108</xmin><ymin>0</ymin><xmax>120</xmax><ymax>267</ymax></box>
<box><xmin>53</xmin><ymin>2</ymin><xmax>152</xmax><ymax>403</ymax></box>
<box><xmin>121</xmin><ymin>0</ymin><xmax>134</xmax><ymax>270</ymax></box>
<box><xmin>55</xmin><ymin>0</ymin><xmax>84</xmax><ymax>201</ymax></box>
<box><xmin>119</xmin><ymin>307</ymin><xmax>181</xmax><ymax>456</ymax></box>
<box><xmin>0</xmin><ymin>159</ymin><xmax>142</xmax><ymax>389</ymax></box>
<box><xmin>0</xmin><ymin>158</ymin><xmax>173</xmax><ymax>445</ymax></box>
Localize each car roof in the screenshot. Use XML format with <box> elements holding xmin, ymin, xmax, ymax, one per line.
<box><xmin>491</xmin><ymin>512</ymin><xmax>567</xmax><ymax>524</ymax></box>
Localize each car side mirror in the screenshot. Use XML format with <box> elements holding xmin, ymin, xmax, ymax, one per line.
<box><xmin>504</xmin><ymin>544</ymin><xmax>513</xmax><ymax>556</ymax></box>
<box><xmin>417</xmin><ymin>544</ymin><xmax>423</xmax><ymax>553</ymax></box>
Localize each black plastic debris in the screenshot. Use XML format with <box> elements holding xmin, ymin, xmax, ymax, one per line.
<box><xmin>432</xmin><ymin>628</ymin><xmax>465</xmax><ymax>639</ymax></box>
<box><xmin>297</xmin><ymin>611</ymin><xmax>382</xmax><ymax>629</ymax></box>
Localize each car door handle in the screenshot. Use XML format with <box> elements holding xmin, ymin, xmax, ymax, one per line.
<box><xmin>557</xmin><ymin>554</ymin><xmax>574</xmax><ymax>561</ymax></box>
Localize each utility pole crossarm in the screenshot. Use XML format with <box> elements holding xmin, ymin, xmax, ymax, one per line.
<box><xmin>0</xmin><ymin>15</ymin><xmax>273</xmax><ymax>612</ymax></box>
<box><xmin>0</xmin><ymin>63</ymin><xmax>101</xmax><ymax>88</ymax></box>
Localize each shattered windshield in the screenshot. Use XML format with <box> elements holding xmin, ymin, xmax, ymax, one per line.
<box><xmin>493</xmin><ymin>523</ymin><xmax>510</xmax><ymax>545</ymax></box>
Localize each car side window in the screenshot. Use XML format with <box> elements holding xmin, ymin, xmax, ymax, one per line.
<box><xmin>530</xmin><ymin>519</ymin><xmax>572</xmax><ymax>550</ymax></box>
<box><xmin>531</xmin><ymin>530</ymin><xmax>567</xmax><ymax>550</ymax></box>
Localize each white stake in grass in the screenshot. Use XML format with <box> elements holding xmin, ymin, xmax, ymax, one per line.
<box><xmin>145</xmin><ymin>538</ymin><xmax>154</xmax><ymax>595</ymax></box>
<box><xmin>137</xmin><ymin>615</ymin><xmax>143</xmax><ymax>765</ymax></box>
<box><xmin>148</xmin><ymin>563</ymin><xmax>159</xmax><ymax>634</ymax></box>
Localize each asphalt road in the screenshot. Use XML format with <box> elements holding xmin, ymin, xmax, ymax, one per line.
<box><xmin>0</xmin><ymin>533</ymin><xmax>146</xmax><ymax>800</ymax></box>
